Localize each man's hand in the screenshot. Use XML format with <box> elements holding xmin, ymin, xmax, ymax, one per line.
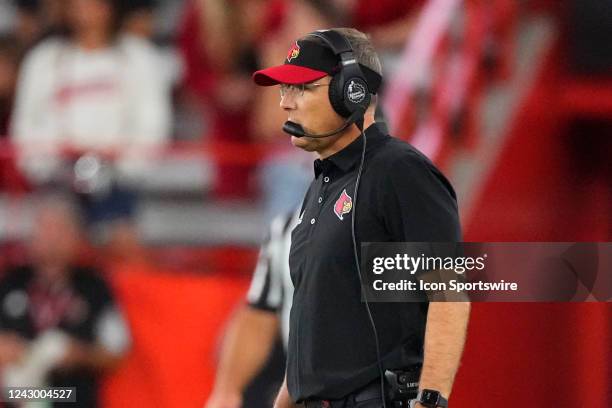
<box><xmin>0</xmin><ymin>333</ymin><xmax>27</xmax><ymax>366</ymax></box>
<box><xmin>56</xmin><ymin>339</ymin><xmax>124</xmax><ymax>372</ymax></box>
<box><xmin>57</xmin><ymin>339</ymin><xmax>88</xmax><ymax>369</ymax></box>
<box><xmin>205</xmin><ymin>390</ymin><xmax>242</xmax><ymax>408</ymax></box>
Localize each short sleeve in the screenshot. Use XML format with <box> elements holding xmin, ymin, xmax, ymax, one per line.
<box><xmin>381</xmin><ymin>152</ymin><xmax>461</xmax><ymax>242</ymax></box>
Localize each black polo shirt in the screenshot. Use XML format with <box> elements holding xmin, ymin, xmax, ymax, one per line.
<box><xmin>287</xmin><ymin>123</ymin><xmax>461</xmax><ymax>401</ymax></box>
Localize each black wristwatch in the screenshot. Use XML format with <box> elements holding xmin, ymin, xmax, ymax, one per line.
<box><xmin>409</xmin><ymin>389</ymin><xmax>448</xmax><ymax>408</ymax></box>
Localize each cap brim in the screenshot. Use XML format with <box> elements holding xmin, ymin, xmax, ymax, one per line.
<box><xmin>252</xmin><ymin>64</ymin><xmax>328</xmax><ymax>86</ymax></box>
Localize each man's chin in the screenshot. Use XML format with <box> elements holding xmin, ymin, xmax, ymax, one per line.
<box><xmin>291</xmin><ymin>136</ymin><xmax>317</xmax><ymax>151</ymax></box>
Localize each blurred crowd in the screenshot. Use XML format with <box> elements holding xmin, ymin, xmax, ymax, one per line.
<box><xmin>0</xmin><ymin>0</ymin><xmax>426</xmax><ymax>273</ymax></box>
<box><xmin>0</xmin><ymin>0</ymin><xmax>424</xmax><ymax>250</ymax></box>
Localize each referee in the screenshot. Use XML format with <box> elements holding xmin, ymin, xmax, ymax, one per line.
<box><xmin>206</xmin><ymin>211</ymin><xmax>298</xmax><ymax>408</ymax></box>
<box><xmin>252</xmin><ymin>28</ymin><xmax>470</xmax><ymax>408</ymax></box>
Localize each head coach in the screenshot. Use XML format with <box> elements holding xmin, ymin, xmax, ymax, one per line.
<box><xmin>252</xmin><ymin>28</ymin><xmax>470</xmax><ymax>408</ymax></box>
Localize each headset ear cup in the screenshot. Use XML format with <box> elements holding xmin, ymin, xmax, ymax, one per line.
<box><xmin>344</xmin><ymin>77</ymin><xmax>370</xmax><ymax>114</ymax></box>
<box><xmin>328</xmin><ymin>73</ymin><xmax>352</xmax><ymax>118</ymax></box>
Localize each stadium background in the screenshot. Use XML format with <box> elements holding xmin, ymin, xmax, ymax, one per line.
<box><xmin>0</xmin><ymin>0</ymin><xmax>610</xmax><ymax>407</ymax></box>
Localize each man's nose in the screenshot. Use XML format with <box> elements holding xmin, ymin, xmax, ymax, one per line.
<box><xmin>280</xmin><ymin>92</ymin><xmax>297</xmax><ymax>111</ymax></box>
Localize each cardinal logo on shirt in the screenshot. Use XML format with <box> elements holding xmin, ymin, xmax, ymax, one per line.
<box><xmin>334</xmin><ymin>189</ymin><xmax>353</xmax><ymax>220</ymax></box>
<box><xmin>287</xmin><ymin>42</ymin><xmax>300</xmax><ymax>62</ymax></box>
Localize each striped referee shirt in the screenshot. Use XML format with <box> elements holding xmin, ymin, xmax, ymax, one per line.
<box><xmin>246</xmin><ymin>211</ymin><xmax>299</xmax><ymax>349</ymax></box>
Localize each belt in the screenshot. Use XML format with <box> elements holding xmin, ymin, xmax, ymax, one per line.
<box><xmin>304</xmin><ymin>381</ymin><xmax>384</xmax><ymax>408</ymax></box>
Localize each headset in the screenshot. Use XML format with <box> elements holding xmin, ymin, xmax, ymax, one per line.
<box><xmin>284</xmin><ymin>29</ymin><xmax>388</xmax><ymax>408</ymax></box>
<box><xmin>282</xmin><ymin>29</ymin><xmax>371</xmax><ymax>138</ymax></box>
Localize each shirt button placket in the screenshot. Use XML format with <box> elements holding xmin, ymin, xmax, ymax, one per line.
<box><xmin>317</xmin><ymin>173</ymin><xmax>330</xmax><ymax>214</ymax></box>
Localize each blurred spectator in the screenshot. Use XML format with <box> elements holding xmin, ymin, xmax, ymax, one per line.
<box><xmin>10</xmin><ymin>0</ymin><xmax>171</xmax><ymax>244</ymax></box>
<box><xmin>121</xmin><ymin>0</ymin><xmax>181</xmax><ymax>100</ymax></box>
<box><xmin>122</xmin><ymin>0</ymin><xmax>157</xmax><ymax>40</ymax></box>
<box><xmin>11</xmin><ymin>0</ymin><xmax>71</xmax><ymax>51</ymax></box>
<box><xmin>0</xmin><ymin>193</ymin><xmax>130</xmax><ymax>407</ymax></box>
<box><xmin>0</xmin><ymin>34</ymin><xmax>20</xmax><ymax>137</ymax></box>
<box><xmin>342</xmin><ymin>0</ymin><xmax>423</xmax><ymax>51</ymax></box>
<box><xmin>178</xmin><ymin>0</ymin><xmax>275</xmax><ymax>199</ymax></box>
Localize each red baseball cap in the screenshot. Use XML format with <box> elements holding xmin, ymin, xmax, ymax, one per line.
<box><xmin>252</xmin><ymin>37</ymin><xmax>382</xmax><ymax>92</ymax></box>
<box><xmin>253</xmin><ymin>39</ymin><xmax>336</xmax><ymax>86</ymax></box>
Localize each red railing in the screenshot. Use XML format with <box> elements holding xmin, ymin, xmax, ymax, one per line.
<box><xmin>0</xmin><ymin>138</ymin><xmax>269</xmax><ymax>164</ymax></box>
<box><xmin>0</xmin><ymin>137</ymin><xmax>270</xmax><ymax>192</ymax></box>
<box><xmin>382</xmin><ymin>0</ymin><xmax>518</xmax><ymax>168</ymax></box>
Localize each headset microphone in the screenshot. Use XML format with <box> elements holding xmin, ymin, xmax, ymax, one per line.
<box><xmin>282</xmin><ymin>110</ymin><xmax>363</xmax><ymax>138</ymax></box>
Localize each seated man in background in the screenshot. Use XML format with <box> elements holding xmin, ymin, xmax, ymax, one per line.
<box><xmin>0</xmin><ymin>193</ymin><xmax>130</xmax><ymax>407</ymax></box>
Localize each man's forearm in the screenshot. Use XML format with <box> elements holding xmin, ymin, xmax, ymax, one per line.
<box><xmin>418</xmin><ymin>302</ymin><xmax>471</xmax><ymax>397</ymax></box>
<box><xmin>59</xmin><ymin>340</ymin><xmax>124</xmax><ymax>372</ymax></box>
<box><xmin>211</xmin><ymin>306</ymin><xmax>280</xmax><ymax>396</ymax></box>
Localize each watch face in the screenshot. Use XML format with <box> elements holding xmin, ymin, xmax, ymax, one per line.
<box><xmin>421</xmin><ymin>390</ymin><xmax>440</xmax><ymax>405</ymax></box>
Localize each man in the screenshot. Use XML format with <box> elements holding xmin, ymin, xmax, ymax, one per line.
<box><xmin>206</xmin><ymin>211</ymin><xmax>298</xmax><ymax>408</ymax></box>
<box><xmin>0</xmin><ymin>194</ymin><xmax>130</xmax><ymax>407</ymax></box>
<box><xmin>252</xmin><ymin>28</ymin><xmax>470</xmax><ymax>407</ymax></box>
<box><xmin>207</xmin><ymin>107</ymin><xmax>388</xmax><ymax>408</ymax></box>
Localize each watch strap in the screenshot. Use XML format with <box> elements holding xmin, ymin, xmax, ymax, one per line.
<box><xmin>412</xmin><ymin>389</ymin><xmax>448</xmax><ymax>407</ymax></box>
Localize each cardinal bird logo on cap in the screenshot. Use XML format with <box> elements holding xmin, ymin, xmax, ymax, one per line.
<box><xmin>334</xmin><ymin>189</ymin><xmax>353</xmax><ymax>220</ymax></box>
<box><xmin>287</xmin><ymin>42</ymin><xmax>300</xmax><ymax>62</ymax></box>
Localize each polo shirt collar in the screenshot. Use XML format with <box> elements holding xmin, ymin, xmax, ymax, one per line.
<box><xmin>314</xmin><ymin>122</ymin><xmax>387</xmax><ymax>178</ymax></box>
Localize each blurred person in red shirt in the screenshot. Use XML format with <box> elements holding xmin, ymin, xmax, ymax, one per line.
<box><xmin>0</xmin><ymin>193</ymin><xmax>130</xmax><ymax>408</ymax></box>
<box><xmin>0</xmin><ymin>35</ymin><xmax>23</xmax><ymax>191</ymax></box>
<box><xmin>178</xmin><ymin>0</ymin><xmax>286</xmax><ymax>199</ymax></box>
<box><xmin>344</xmin><ymin>0</ymin><xmax>423</xmax><ymax>51</ymax></box>
<box><xmin>0</xmin><ymin>35</ymin><xmax>20</xmax><ymax>138</ymax></box>
<box><xmin>325</xmin><ymin>0</ymin><xmax>425</xmax><ymax>83</ymax></box>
